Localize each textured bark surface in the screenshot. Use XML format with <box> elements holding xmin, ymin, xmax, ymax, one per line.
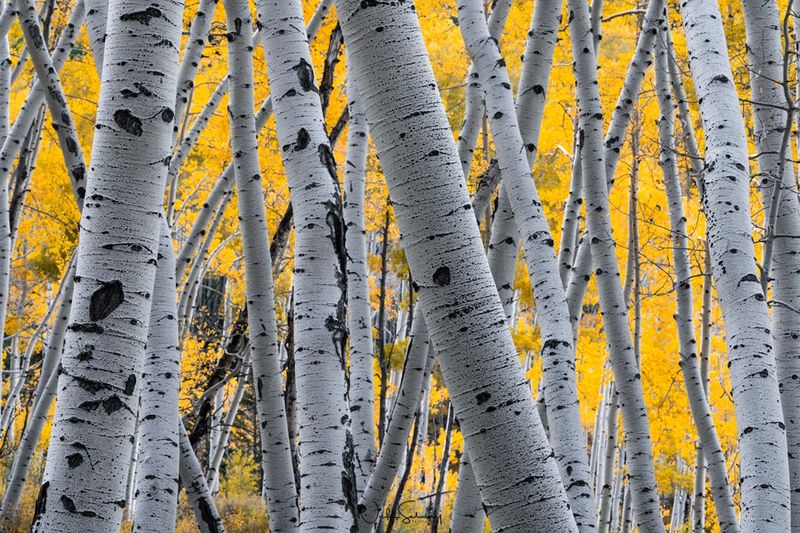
<box><xmin>33</xmin><ymin>0</ymin><xmax>184</xmax><ymax>530</ymax></box>
<box><xmin>357</xmin><ymin>314</ymin><xmax>431</xmax><ymax>529</ymax></box>
<box><xmin>679</xmin><ymin>0</ymin><xmax>791</xmax><ymax>529</ymax></box>
<box><xmin>457</xmin><ymin>0</ymin><xmax>596</xmax><ymax>529</ymax></box>
<box><xmin>566</xmin><ymin>0</ymin><xmax>665</xmax><ymax>528</ymax></box>
<box><xmin>334</xmin><ymin>0</ymin><xmax>577</xmax><ymax>530</ymax></box>
<box><xmin>258</xmin><ymin>0</ymin><xmax>355</xmax><ymax>529</ymax></box>
<box><xmin>740</xmin><ymin>0</ymin><xmax>800</xmax><ymax>526</ymax></box>
<box><xmin>220</xmin><ymin>0</ymin><xmax>299</xmax><ymax>529</ymax></box>
<box><xmin>132</xmin><ymin>224</ymin><xmax>182</xmax><ymax>533</ymax></box>
<box><xmin>343</xmin><ymin>68</ymin><xmax>376</xmax><ymax>497</ymax></box>
<box><xmin>654</xmin><ymin>30</ymin><xmax>738</xmax><ymax>532</ymax></box>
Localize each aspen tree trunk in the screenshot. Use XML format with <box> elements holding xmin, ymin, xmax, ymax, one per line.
<box><xmin>567</xmin><ymin>0</ymin><xmax>665</xmax><ymax>529</ymax></box>
<box><xmin>451</xmin><ymin>186</ymin><xmax>517</xmax><ymax>533</ymax></box>
<box><xmin>178</xmin><ymin>423</ymin><xmax>226</xmax><ymax>533</ymax></box>
<box><xmin>173</xmin><ymin>0</ymin><xmax>217</xmax><ymax>132</ymax></box>
<box><xmin>0</xmin><ymin>261</ymin><xmax>75</xmax><ymax>518</ymax></box>
<box><xmin>343</xmin><ymin>69</ymin><xmax>376</xmax><ymax>497</ymax></box>
<box><xmin>32</xmin><ymin>0</ymin><xmax>183</xmax><ymax>530</ymax></box>
<box><xmin>357</xmin><ymin>314</ymin><xmax>431</xmax><ymax>529</ymax></box>
<box><xmin>740</xmin><ymin>0</ymin><xmax>800</xmax><ymax>525</ymax></box>
<box><xmin>206</xmin><ymin>359</ymin><xmax>249</xmax><ymax>494</ymax></box>
<box><xmin>597</xmin><ymin>385</ymin><xmax>619</xmax><ymax>533</ymax></box>
<box><xmin>83</xmin><ymin>0</ymin><xmax>107</xmax><ymax>70</ymax></box>
<box><xmin>219</xmin><ymin>1</ymin><xmax>298</xmax><ymax>529</ymax></box>
<box><xmin>0</xmin><ymin>0</ymin><xmax>84</xmax><ymax>192</ymax></box>
<box><xmin>454</xmin><ymin>0</ymin><xmax>568</xmax><ymax>523</ymax></box>
<box><xmin>173</xmin><ymin>0</ymin><xmax>331</xmax><ymax>282</ymax></box>
<box><xmin>132</xmin><ymin>225</ymin><xmax>182</xmax><ymax>533</ymax></box>
<box><xmin>564</xmin><ymin>0</ymin><xmax>664</xmax><ymax>323</ymax></box>
<box><xmin>0</xmin><ymin>0</ymin><xmax>8</xmax><ymax>401</ymax></box>
<box><xmin>257</xmin><ymin>1</ymin><xmax>355</xmax><ymax>529</ymax></box>
<box><xmin>14</xmin><ymin>0</ymin><xmax>87</xmax><ymax>205</ymax></box>
<box><xmin>457</xmin><ymin>1</ymin><xmax>596</xmax><ymax>529</ymax></box>
<box><xmin>456</xmin><ymin>0</ymin><xmax>512</xmax><ymax>180</ymax></box>
<box><xmin>654</xmin><ymin>30</ymin><xmax>739</xmax><ymax>532</ymax></box>
<box><xmin>334</xmin><ymin>0</ymin><xmax>578</xmax><ymax>530</ymax></box>
<box><xmin>692</xmin><ymin>244</ymin><xmax>713</xmax><ymax>533</ymax></box>
<box><xmin>679</xmin><ymin>0</ymin><xmax>791</xmax><ymax>528</ymax></box>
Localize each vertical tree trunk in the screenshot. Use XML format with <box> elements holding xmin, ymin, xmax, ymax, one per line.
<box><xmin>679</xmin><ymin>0</ymin><xmax>791</xmax><ymax>528</ymax></box>
<box><xmin>740</xmin><ymin>0</ymin><xmax>800</xmax><ymax>525</ymax></box>
<box><xmin>32</xmin><ymin>0</ymin><xmax>183</xmax><ymax>530</ymax></box>
<box><xmin>257</xmin><ymin>0</ymin><xmax>356</xmax><ymax>529</ymax></box>
<box><xmin>457</xmin><ymin>2</ymin><xmax>597</xmax><ymax>529</ymax></box>
<box><xmin>334</xmin><ymin>0</ymin><xmax>578</xmax><ymax>530</ymax></box>
<box><xmin>343</xmin><ymin>69</ymin><xmax>376</xmax><ymax>497</ymax></box>
<box><xmin>0</xmin><ymin>0</ymin><xmax>9</xmax><ymax>409</ymax></box>
<box><xmin>132</xmin><ymin>225</ymin><xmax>182</xmax><ymax>533</ymax></box>
<box><xmin>654</xmin><ymin>28</ymin><xmax>739</xmax><ymax>532</ymax></box>
<box><xmin>219</xmin><ymin>1</ymin><xmax>299</xmax><ymax>529</ymax></box>
<box><xmin>566</xmin><ymin>0</ymin><xmax>665</xmax><ymax>528</ymax></box>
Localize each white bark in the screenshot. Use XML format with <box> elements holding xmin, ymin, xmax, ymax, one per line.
<box><xmin>206</xmin><ymin>359</ymin><xmax>249</xmax><ymax>495</ymax></box>
<box><xmin>257</xmin><ymin>0</ymin><xmax>355</xmax><ymax>528</ymax></box>
<box><xmin>14</xmin><ymin>0</ymin><xmax>87</xmax><ymax>206</ymax></box>
<box><xmin>564</xmin><ymin>0</ymin><xmax>664</xmax><ymax>323</ymax></box>
<box><xmin>679</xmin><ymin>0</ymin><xmax>791</xmax><ymax>528</ymax></box>
<box><xmin>0</xmin><ymin>260</ymin><xmax>75</xmax><ymax>518</ymax></box>
<box><xmin>566</xmin><ymin>0</ymin><xmax>665</xmax><ymax>528</ymax></box>
<box><xmin>357</xmin><ymin>314</ymin><xmax>431</xmax><ymax>529</ymax></box>
<box><xmin>132</xmin><ymin>224</ymin><xmax>182</xmax><ymax>533</ymax></box>
<box><xmin>173</xmin><ymin>0</ymin><xmax>217</xmax><ymax>131</ymax></box>
<box><xmin>334</xmin><ymin>0</ymin><xmax>578</xmax><ymax>530</ymax></box>
<box><xmin>740</xmin><ymin>0</ymin><xmax>800</xmax><ymax>526</ymax></box>
<box><xmin>654</xmin><ymin>30</ymin><xmax>739</xmax><ymax>532</ymax></box>
<box><xmin>220</xmin><ymin>0</ymin><xmax>298</xmax><ymax>529</ymax></box>
<box><xmin>0</xmin><ymin>0</ymin><xmax>9</xmax><ymax>412</ymax></box>
<box><xmin>343</xmin><ymin>67</ymin><xmax>376</xmax><ymax>497</ymax></box>
<box><xmin>457</xmin><ymin>1</ymin><xmax>596</xmax><ymax>529</ymax></box>
<box><xmin>178</xmin><ymin>422</ymin><xmax>225</xmax><ymax>533</ymax></box>
<box><xmin>173</xmin><ymin>0</ymin><xmax>331</xmax><ymax>283</ymax></box>
<box><xmin>33</xmin><ymin>0</ymin><xmax>183</xmax><ymax>530</ymax></box>
<box><xmin>456</xmin><ymin>0</ymin><xmax>512</xmax><ymax>180</ymax></box>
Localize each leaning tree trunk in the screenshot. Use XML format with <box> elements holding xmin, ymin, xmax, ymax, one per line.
<box><xmin>564</xmin><ymin>0</ymin><xmax>664</xmax><ymax>327</ymax></box>
<box><xmin>566</xmin><ymin>0</ymin><xmax>665</xmax><ymax>529</ymax></box>
<box><xmin>32</xmin><ymin>0</ymin><xmax>183</xmax><ymax>530</ymax></box>
<box><xmin>740</xmin><ymin>0</ymin><xmax>800</xmax><ymax>526</ymax></box>
<box><xmin>333</xmin><ymin>0</ymin><xmax>578</xmax><ymax>530</ymax></box>
<box><xmin>0</xmin><ymin>0</ymin><xmax>8</xmax><ymax>411</ymax></box>
<box><xmin>343</xmin><ymin>67</ymin><xmax>376</xmax><ymax>496</ymax></box>
<box><xmin>219</xmin><ymin>0</ymin><xmax>299</xmax><ymax>529</ymax></box>
<box><xmin>257</xmin><ymin>0</ymin><xmax>355</xmax><ymax>528</ymax></box>
<box><xmin>357</xmin><ymin>314</ymin><xmax>431</xmax><ymax>529</ymax></box>
<box><xmin>678</xmin><ymin>0</ymin><xmax>791</xmax><ymax>529</ymax></box>
<box><xmin>0</xmin><ymin>260</ymin><xmax>75</xmax><ymax>518</ymax></box>
<box><xmin>654</xmin><ymin>28</ymin><xmax>739</xmax><ymax>532</ymax></box>
<box><xmin>456</xmin><ymin>0</ymin><xmax>596</xmax><ymax>529</ymax></box>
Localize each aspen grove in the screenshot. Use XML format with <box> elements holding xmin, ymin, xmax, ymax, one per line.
<box><xmin>0</xmin><ymin>0</ymin><xmax>799</xmax><ymax>531</ymax></box>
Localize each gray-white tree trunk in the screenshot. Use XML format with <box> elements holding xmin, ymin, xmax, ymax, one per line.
<box><xmin>457</xmin><ymin>0</ymin><xmax>596</xmax><ymax>529</ymax></box>
<box><xmin>679</xmin><ymin>0</ymin><xmax>791</xmax><ymax>528</ymax></box>
<box><xmin>220</xmin><ymin>0</ymin><xmax>299</xmax><ymax>529</ymax></box>
<box><xmin>132</xmin><ymin>224</ymin><xmax>182</xmax><ymax>533</ymax></box>
<box><xmin>566</xmin><ymin>0</ymin><xmax>665</xmax><ymax>528</ymax></box>
<box><xmin>740</xmin><ymin>0</ymin><xmax>800</xmax><ymax>526</ymax></box>
<box><xmin>257</xmin><ymin>0</ymin><xmax>355</xmax><ymax>528</ymax></box>
<box><xmin>654</xmin><ymin>29</ymin><xmax>739</xmax><ymax>532</ymax></box>
<box><xmin>343</xmin><ymin>68</ymin><xmax>376</xmax><ymax>498</ymax></box>
<box><xmin>334</xmin><ymin>0</ymin><xmax>577</xmax><ymax>530</ymax></box>
<box><xmin>32</xmin><ymin>0</ymin><xmax>184</xmax><ymax>530</ymax></box>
